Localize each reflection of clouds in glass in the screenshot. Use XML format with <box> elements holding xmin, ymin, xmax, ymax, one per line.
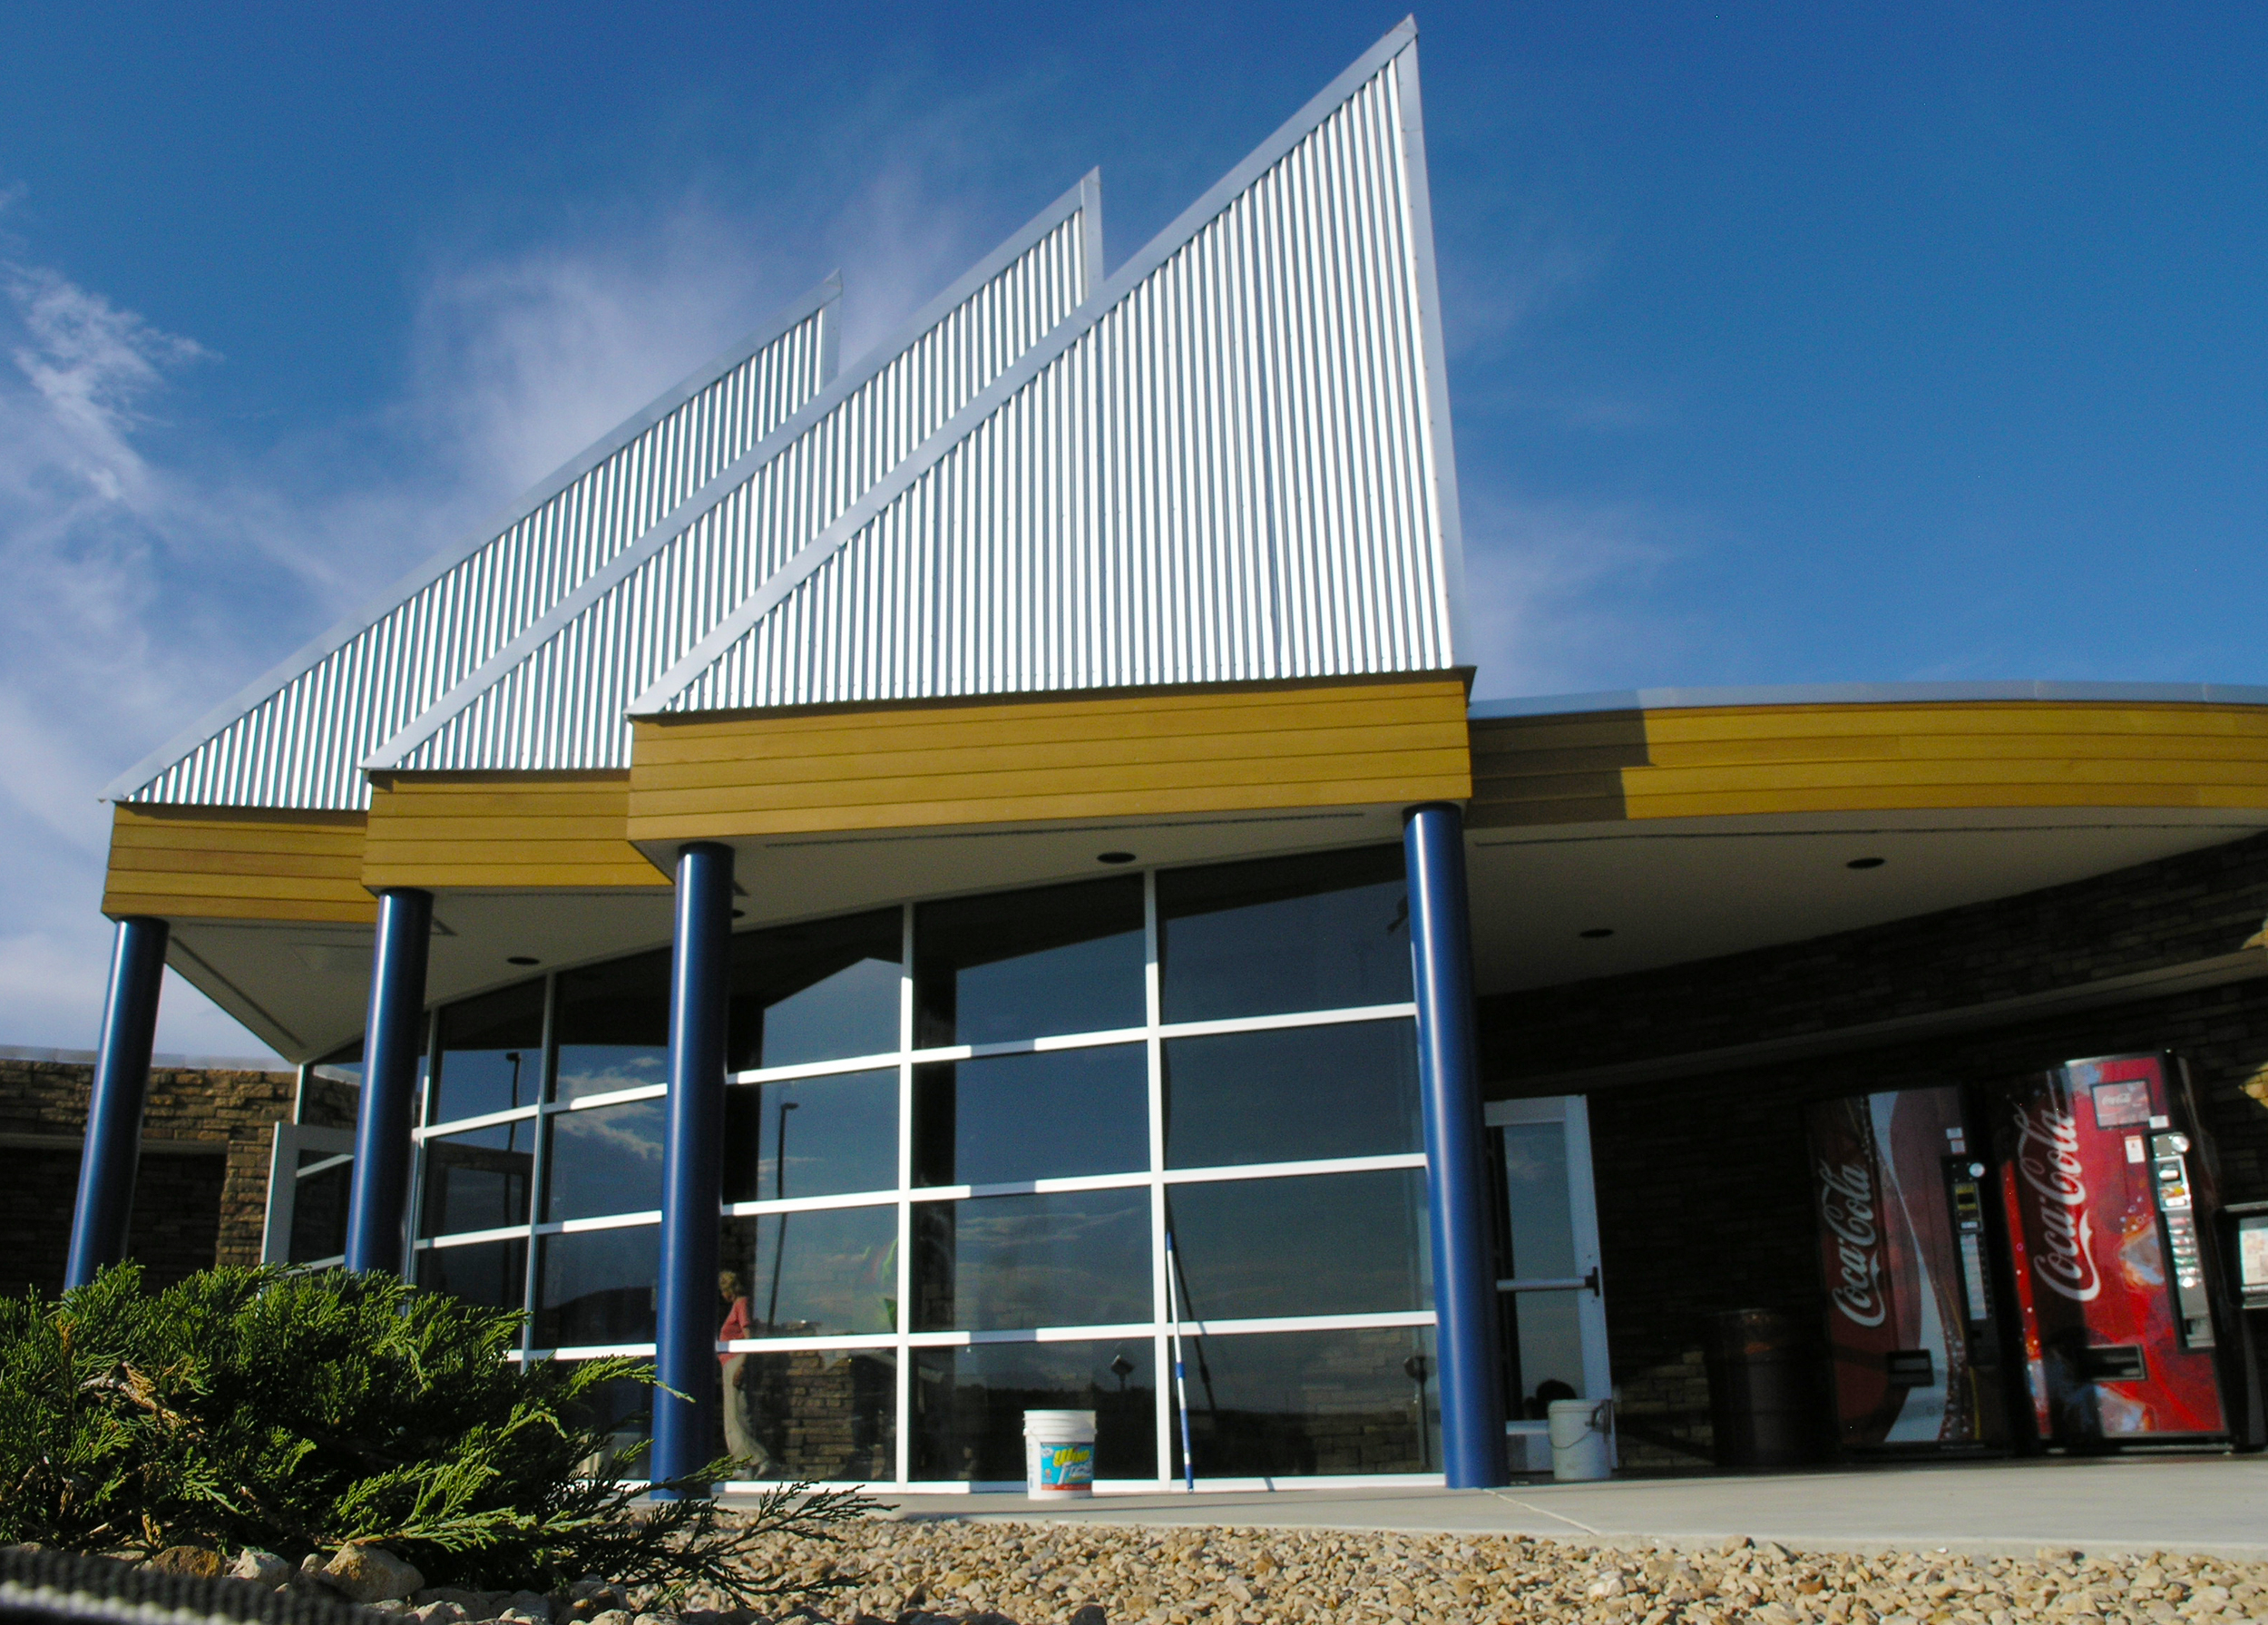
<box><xmin>556</xmin><ymin>1047</ymin><xmax>667</xmax><ymax>1099</ymax></box>
<box><xmin>554</xmin><ymin>1102</ymin><xmax>664</xmax><ymax>1164</ymax></box>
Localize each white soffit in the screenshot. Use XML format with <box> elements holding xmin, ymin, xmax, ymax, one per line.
<box><xmin>367</xmin><ymin>176</ymin><xmax>1103</xmax><ymax>776</ymax></box>
<box><xmin>108</xmin><ymin>280</ymin><xmax>844</xmax><ymax>810</ymax></box>
<box><xmin>637</xmin><ymin>19</ymin><xmax>1465</xmax><ymax>716</ymax></box>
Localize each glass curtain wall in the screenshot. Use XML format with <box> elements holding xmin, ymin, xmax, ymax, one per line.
<box><xmin>406</xmin><ymin>844</ymin><xmax>1439</xmax><ymax>1486</ymax></box>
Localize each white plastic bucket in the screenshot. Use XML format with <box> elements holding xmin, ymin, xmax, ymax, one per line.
<box><xmin>1548</xmin><ymin>1397</ymin><xmax>1613</xmax><ymax>1482</ymax></box>
<box><xmin>1022</xmin><ymin>1409</ymin><xmax>1097</xmax><ymax>1497</ymax></box>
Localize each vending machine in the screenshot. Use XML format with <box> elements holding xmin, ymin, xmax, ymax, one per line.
<box><xmin>1805</xmin><ymin>1086</ymin><xmax>2011</xmax><ymax>1452</ymax></box>
<box><xmin>1993</xmin><ymin>1052</ymin><xmax>2254</xmax><ymax>1446</ymax></box>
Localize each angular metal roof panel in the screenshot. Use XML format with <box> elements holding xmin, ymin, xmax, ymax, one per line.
<box><xmin>366</xmin><ymin>176</ymin><xmax>1100</xmax><ymax>776</ymax></box>
<box><xmin>639</xmin><ymin>20</ymin><xmax>1464</xmax><ymax>717</ymax></box>
<box><xmin>109</xmin><ymin>279</ymin><xmax>843</xmax><ymax>808</ymax></box>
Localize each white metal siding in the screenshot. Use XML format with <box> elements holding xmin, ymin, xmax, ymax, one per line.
<box><xmin>398</xmin><ymin>207</ymin><xmax>1091</xmax><ymax>772</ymax></box>
<box><xmin>664</xmin><ymin>45</ymin><xmax>1454</xmax><ymax>715</ymax></box>
<box><xmin>121</xmin><ymin>306</ymin><xmax>833</xmax><ymax>808</ymax></box>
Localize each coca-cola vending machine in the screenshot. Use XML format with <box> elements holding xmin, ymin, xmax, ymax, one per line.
<box><xmin>1995</xmin><ymin>1052</ymin><xmax>2258</xmax><ymax>1447</ymax></box>
<box><xmin>1806</xmin><ymin>1087</ymin><xmax>2011</xmax><ymax>1452</ymax></box>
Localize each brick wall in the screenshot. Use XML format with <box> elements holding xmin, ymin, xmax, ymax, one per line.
<box><xmin>1476</xmin><ymin>831</ymin><xmax>2268</xmax><ymax>1467</ymax></box>
<box><xmin>0</xmin><ymin>1058</ymin><xmax>359</xmax><ymax>1293</ymax></box>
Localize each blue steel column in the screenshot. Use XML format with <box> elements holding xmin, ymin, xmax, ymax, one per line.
<box><xmin>1403</xmin><ymin>802</ymin><xmax>1509</xmax><ymax>1488</ymax></box>
<box><xmin>344</xmin><ymin>888</ymin><xmax>434</xmax><ymax>1275</ymax></box>
<box><xmin>652</xmin><ymin>842</ymin><xmax>733</xmax><ymax>1493</ymax></box>
<box><xmin>64</xmin><ymin>916</ymin><xmax>171</xmax><ymax>1289</ymax></box>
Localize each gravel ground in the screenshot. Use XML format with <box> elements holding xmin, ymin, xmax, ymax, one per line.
<box><xmin>684</xmin><ymin>1518</ymin><xmax>2268</xmax><ymax>1625</ymax></box>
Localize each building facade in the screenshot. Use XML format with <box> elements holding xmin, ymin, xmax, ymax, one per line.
<box><xmin>67</xmin><ymin>21</ymin><xmax>2268</xmax><ymax>1490</ymax></box>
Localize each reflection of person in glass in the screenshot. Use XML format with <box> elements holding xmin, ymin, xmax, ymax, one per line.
<box><xmin>718</xmin><ymin>1269</ymin><xmax>773</xmax><ymax>1473</ymax></box>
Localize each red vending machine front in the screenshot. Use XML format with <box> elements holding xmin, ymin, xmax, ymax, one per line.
<box><xmin>1807</xmin><ymin>1087</ymin><xmax>2009</xmax><ymax>1451</ymax></box>
<box><xmin>1995</xmin><ymin>1053</ymin><xmax>2227</xmax><ymax>1444</ymax></box>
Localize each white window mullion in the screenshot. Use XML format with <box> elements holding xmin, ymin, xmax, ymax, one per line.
<box><xmin>894</xmin><ymin>900</ymin><xmax>914</xmax><ymax>1489</ymax></box>
<box><xmin>1144</xmin><ymin>865</ymin><xmax>1171</xmax><ymax>1488</ymax></box>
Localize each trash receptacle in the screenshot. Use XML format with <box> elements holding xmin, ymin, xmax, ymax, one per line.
<box><xmin>1547</xmin><ymin>1397</ymin><xmax>1613</xmax><ymax>1481</ymax></box>
<box><xmin>1704</xmin><ymin>1308</ymin><xmax>1814</xmax><ymax>1467</ymax></box>
<box><xmin>1022</xmin><ymin>1409</ymin><xmax>1096</xmax><ymax>1497</ymax></box>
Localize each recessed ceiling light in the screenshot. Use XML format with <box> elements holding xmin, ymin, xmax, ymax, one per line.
<box><xmin>1579</xmin><ymin>927</ymin><xmax>1615</xmax><ymax>939</ymax></box>
<box><xmin>506</xmin><ymin>955</ymin><xmax>539</xmax><ymax>966</ymax></box>
<box><xmin>1098</xmin><ymin>851</ymin><xmax>1137</xmax><ymax>865</ymax></box>
<box><xmin>1846</xmin><ymin>857</ymin><xmax>1886</xmax><ymax>870</ymax></box>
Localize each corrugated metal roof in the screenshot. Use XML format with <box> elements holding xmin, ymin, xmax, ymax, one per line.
<box><xmin>108</xmin><ymin>280</ymin><xmax>843</xmax><ymax>808</ymax></box>
<box><xmin>108</xmin><ymin>21</ymin><xmax>1461</xmax><ymax>809</ymax></box>
<box><xmin>640</xmin><ymin>22</ymin><xmax>1464</xmax><ymax>717</ymax></box>
<box><xmin>369</xmin><ymin>176</ymin><xmax>1101</xmax><ymax>775</ymax></box>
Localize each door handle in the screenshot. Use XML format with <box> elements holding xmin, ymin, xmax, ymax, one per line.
<box><xmin>1495</xmin><ymin>1267</ymin><xmax>1601</xmax><ymax>1297</ymax></box>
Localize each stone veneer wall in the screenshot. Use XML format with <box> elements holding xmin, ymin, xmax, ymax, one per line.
<box><xmin>0</xmin><ymin>1058</ymin><xmax>358</xmax><ymax>1296</ymax></box>
<box><xmin>1477</xmin><ymin>830</ymin><xmax>2268</xmax><ymax>1469</ymax></box>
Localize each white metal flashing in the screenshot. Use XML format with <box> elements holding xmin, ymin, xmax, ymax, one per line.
<box><xmin>634</xmin><ymin>17</ymin><xmax>1457</xmax><ymax>717</ymax></box>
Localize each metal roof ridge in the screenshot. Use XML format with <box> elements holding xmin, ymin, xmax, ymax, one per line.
<box><xmin>1466</xmin><ymin>679</ymin><xmax>2268</xmax><ymax>719</ymax></box>
<box><xmin>101</xmin><ymin>274</ymin><xmax>843</xmax><ymax>803</ymax></box>
<box><xmin>628</xmin><ymin>18</ymin><xmax>1424</xmax><ymax>718</ymax></box>
<box><xmin>362</xmin><ymin>171</ymin><xmax>1103</xmax><ymax>775</ymax></box>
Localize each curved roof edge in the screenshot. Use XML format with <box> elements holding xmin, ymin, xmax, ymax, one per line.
<box><xmin>1469</xmin><ymin>680</ymin><xmax>2268</xmax><ymax>720</ymax></box>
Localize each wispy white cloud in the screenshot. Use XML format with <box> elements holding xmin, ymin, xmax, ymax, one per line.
<box><xmin>1459</xmin><ymin>487</ymin><xmax>1689</xmax><ymax>701</ymax></box>
<box><xmin>0</xmin><ymin>123</ymin><xmax>1019</xmax><ymax>1060</ymax></box>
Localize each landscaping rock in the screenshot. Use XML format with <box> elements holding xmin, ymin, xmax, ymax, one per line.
<box><xmin>324</xmin><ymin>1543</ymin><xmax>425</xmax><ymax>1605</ymax></box>
<box><xmin>411</xmin><ymin>1605</ymin><xmax>470</xmax><ymax>1625</ymax></box>
<box><xmin>148</xmin><ymin>1547</ymin><xmax>227</xmax><ymax>1581</ymax></box>
<box><xmin>586</xmin><ymin>1612</ymin><xmax>631</xmax><ymax>1625</ymax></box>
<box><xmin>500</xmin><ymin>1591</ymin><xmax>553</xmax><ymax>1623</ymax></box>
<box><xmin>229</xmin><ymin>1550</ymin><xmax>293</xmax><ymax>1590</ymax></box>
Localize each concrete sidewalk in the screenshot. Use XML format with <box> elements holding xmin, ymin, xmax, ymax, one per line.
<box><xmin>871</xmin><ymin>1454</ymin><xmax>2268</xmax><ymax>1559</ymax></box>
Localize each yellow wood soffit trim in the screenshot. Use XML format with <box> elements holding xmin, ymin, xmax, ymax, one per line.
<box><xmin>633</xmin><ymin>722</ymin><xmax>1473</xmax><ymax>794</ymax></box>
<box><xmin>102</xmin><ymin>895</ymin><xmax>380</xmax><ymax>925</ymax></box>
<box><xmin>630</xmin><ymin>748</ymin><xmax>1473</xmax><ymax>818</ymax></box>
<box><xmin>635</xmin><ymin>674</ymin><xmax>1471</xmax><ymax>734</ymax></box>
<box><xmin>626</xmin><ymin>771</ymin><xmax>1470</xmax><ymax>839</ymax></box>
<box><xmin>631</xmin><ymin>690</ymin><xmax>1472</xmax><ymax>766</ymax></box>
<box><xmin>1638</xmin><ymin>700</ymin><xmax>2268</xmax><ymax>741</ymax></box>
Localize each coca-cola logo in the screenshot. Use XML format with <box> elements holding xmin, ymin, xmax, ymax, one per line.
<box><xmin>1816</xmin><ymin>1158</ymin><xmax>1886</xmax><ymax>1326</ymax></box>
<box><xmin>2011</xmin><ymin>1101</ymin><xmax>2101</xmax><ymax>1302</ymax></box>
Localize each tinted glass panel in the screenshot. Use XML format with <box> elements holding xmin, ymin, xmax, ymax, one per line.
<box><xmin>719</xmin><ymin>1206</ymin><xmax>899</xmax><ymax>1337</ymax></box>
<box><xmin>553</xmin><ymin>949</ymin><xmax>670</xmax><ymax>1103</ymax></box>
<box><xmin>913</xmin><ymin>1340</ymin><xmax>1155</xmax><ymax>1483</ymax></box>
<box><xmin>1163</xmin><ymin>1019</ymin><xmax>1420</xmax><ymax>1169</ymax></box>
<box><xmin>1502</xmin><ymin>1121</ymin><xmax>1578</xmax><ymax>1278</ymax></box>
<box><xmin>415</xmin><ymin>1238</ymin><xmax>528</xmax><ymax>1313</ymax></box>
<box><xmin>289</xmin><ymin>1153</ymin><xmax>351</xmax><ymax>1263</ymax></box>
<box><xmin>418</xmin><ymin>1121</ymin><xmax>536</xmax><ymax>1238</ymax></box>
<box><xmin>1158</xmin><ymin>846</ymin><xmax>1409</xmax><ymax>1023</ymax></box>
<box><xmin>728</xmin><ymin>910</ymin><xmax>902</xmax><ymax>1071</ymax></box>
<box><xmin>536</xmin><ymin>1226</ymin><xmax>659</xmax><ymax>1348</ymax></box>
<box><xmin>728</xmin><ymin>1350</ymin><xmax>895</xmax><ymax>1482</ymax></box>
<box><xmin>432</xmin><ymin>982</ymin><xmax>543</xmax><ymax>1123</ymax></box>
<box><xmin>913</xmin><ymin>1045</ymin><xmax>1147</xmax><ymax>1188</ymax></box>
<box><xmin>722</xmin><ymin>1071</ymin><xmax>897</xmax><ymax>1204</ymax></box>
<box><xmin>1168</xmin><ymin>1169</ymin><xmax>1429</xmax><ymax>1320</ymax></box>
<box><xmin>1168</xmin><ymin>1326</ymin><xmax>1439</xmax><ymax>1477</ymax></box>
<box><xmin>913</xmin><ymin>1189</ymin><xmax>1150</xmax><ymax>1332</ymax></box>
<box><xmin>914</xmin><ymin>877</ymin><xmax>1143</xmax><ymax>1047</ymax></box>
<box><xmin>544</xmin><ymin>1099</ymin><xmax>666</xmax><ymax>1222</ymax></box>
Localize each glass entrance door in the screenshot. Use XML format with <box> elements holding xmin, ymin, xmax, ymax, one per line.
<box><xmin>1488</xmin><ymin>1096</ymin><xmax>1611</xmax><ymax>1470</ymax></box>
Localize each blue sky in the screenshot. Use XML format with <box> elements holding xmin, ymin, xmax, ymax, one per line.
<box><xmin>1</xmin><ymin>2</ymin><xmax>2263</xmax><ymax>1055</ymax></box>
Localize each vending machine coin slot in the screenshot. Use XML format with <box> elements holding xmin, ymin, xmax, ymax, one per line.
<box><xmin>1942</xmin><ymin>1158</ymin><xmax>1998</xmax><ymax>1349</ymax></box>
<box><xmin>2075</xmin><ymin>1345</ymin><xmax>2148</xmax><ymax>1383</ymax></box>
<box><xmin>1884</xmin><ymin>1350</ymin><xmax>1937</xmax><ymax>1386</ymax></box>
<box><xmin>2151</xmin><ymin>1131</ymin><xmax>2217</xmax><ymax>1349</ymax></box>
